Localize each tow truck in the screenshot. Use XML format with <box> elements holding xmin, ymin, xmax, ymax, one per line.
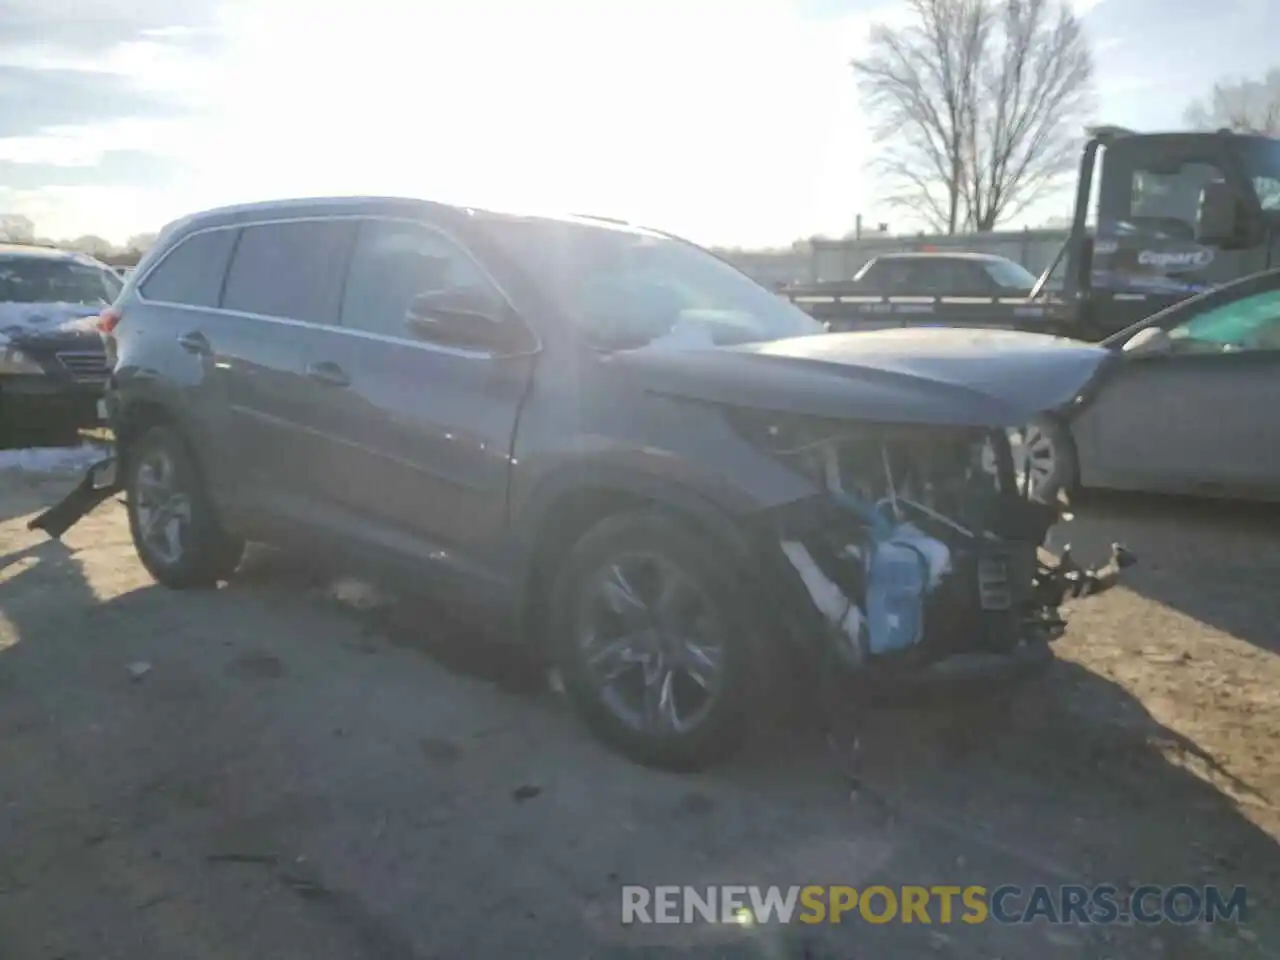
<box><xmin>784</xmin><ymin>127</ymin><xmax>1280</xmax><ymax>341</ymax></box>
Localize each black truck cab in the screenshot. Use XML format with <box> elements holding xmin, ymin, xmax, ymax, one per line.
<box><xmin>786</xmin><ymin>128</ymin><xmax>1280</xmax><ymax>342</ymax></box>
<box><xmin>1065</xmin><ymin>129</ymin><xmax>1280</xmax><ymax>339</ymax></box>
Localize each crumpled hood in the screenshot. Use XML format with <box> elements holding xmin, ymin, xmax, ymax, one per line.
<box><xmin>613</xmin><ymin>327</ymin><xmax>1114</xmax><ymax>427</ymax></box>
<box><xmin>0</xmin><ymin>301</ymin><xmax>103</xmax><ymax>346</ymax></box>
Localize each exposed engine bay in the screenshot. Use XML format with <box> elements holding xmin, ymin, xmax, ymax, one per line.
<box><xmin>750</xmin><ymin>418</ymin><xmax>1134</xmax><ymax>677</ymax></box>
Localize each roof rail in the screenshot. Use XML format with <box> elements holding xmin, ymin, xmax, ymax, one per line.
<box><xmin>565</xmin><ymin>212</ymin><xmax>692</xmax><ymax>246</ymax></box>
<box><xmin>0</xmin><ymin>238</ymin><xmax>61</xmax><ymax>249</ymax></box>
<box><xmin>569</xmin><ymin>213</ymin><xmax>631</xmax><ymax>226</ymax></box>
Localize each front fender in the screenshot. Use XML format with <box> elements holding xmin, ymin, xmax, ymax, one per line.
<box><xmin>509</xmin><ymin>458</ymin><xmax>760</xmax><ymax>571</ymax></box>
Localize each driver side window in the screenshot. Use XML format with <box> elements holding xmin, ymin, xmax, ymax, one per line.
<box><xmin>340</xmin><ymin>219</ymin><xmax>496</xmax><ymax>339</ymax></box>
<box><xmin>1169</xmin><ymin>289</ymin><xmax>1280</xmax><ymax>352</ymax></box>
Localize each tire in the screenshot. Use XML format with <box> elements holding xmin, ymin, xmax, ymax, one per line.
<box><xmin>125</xmin><ymin>425</ymin><xmax>244</xmax><ymax>588</ymax></box>
<box><xmin>549</xmin><ymin>510</ymin><xmax>758</xmax><ymax>771</ymax></box>
<box><xmin>1013</xmin><ymin>415</ymin><xmax>1078</xmax><ymax>504</ymax></box>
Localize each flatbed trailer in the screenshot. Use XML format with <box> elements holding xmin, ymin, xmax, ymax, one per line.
<box><xmin>788</xmin><ymin>290</ymin><xmax>1070</xmax><ymax>335</ymax></box>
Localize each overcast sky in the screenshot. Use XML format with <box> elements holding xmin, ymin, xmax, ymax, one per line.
<box><xmin>0</xmin><ymin>0</ymin><xmax>1276</xmax><ymax>247</ymax></box>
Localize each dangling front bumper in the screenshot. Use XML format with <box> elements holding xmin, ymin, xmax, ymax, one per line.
<box><xmin>26</xmin><ymin>454</ymin><xmax>122</xmax><ymax>539</ymax></box>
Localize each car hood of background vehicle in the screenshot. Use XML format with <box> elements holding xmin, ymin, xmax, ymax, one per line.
<box><xmin>0</xmin><ymin>301</ymin><xmax>103</xmax><ymax>348</ymax></box>
<box><xmin>614</xmin><ymin>327</ymin><xmax>1113</xmax><ymax>427</ymax></box>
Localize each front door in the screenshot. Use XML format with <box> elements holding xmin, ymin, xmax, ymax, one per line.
<box><xmin>1073</xmin><ymin>284</ymin><xmax>1280</xmax><ymax>497</ymax></box>
<box><xmin>299</xmin><ymin>217</ymin><xmax>536</xmax><ymax>583</ymax></box>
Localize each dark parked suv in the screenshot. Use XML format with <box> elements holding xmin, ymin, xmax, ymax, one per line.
<box><xmin>0</xmin><ymin>243</ymin><xmax>119</xmax><ymax>443</ymax></box>
<box><xmin>48</xmin><ymin>196</ymin><xmax>1127</xmax><ymax>769</ymax></box>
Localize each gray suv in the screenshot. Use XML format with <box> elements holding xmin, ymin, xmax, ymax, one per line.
<box><xmin>39</xmin><ymin>196</ymin><xmax>1129</xmax><ymax>770</ymax></box>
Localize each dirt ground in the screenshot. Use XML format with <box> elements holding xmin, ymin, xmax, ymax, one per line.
<box><xmin>0</xmin><ymin>464</ymin><xmax>1276</xmax><ymax>959</ymax></box>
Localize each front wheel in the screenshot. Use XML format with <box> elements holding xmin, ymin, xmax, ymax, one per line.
<box><xmin>126</xmin><ymin>425</ymin><xmax>244</xmax><ymax>588</ymax></box>
<box><xmin>550</xmin><ymin>511</ymin><xmax>757</xmax><ymax>771</ymax></box>
<box><xmin>1009</xmin><ymin>415</ymin><xmax>1077</xmax><ymax>503</ymax></box>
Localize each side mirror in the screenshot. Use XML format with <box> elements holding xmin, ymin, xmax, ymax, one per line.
<box><xmin>1122</xmin><ymin>326</ymin><xmax>1173</xmax><ymax>356</ymax></box>
<box><xmin>405</xmin><ymin>289</ymin><xmax>516</xmax><ymax>349</ymax></box>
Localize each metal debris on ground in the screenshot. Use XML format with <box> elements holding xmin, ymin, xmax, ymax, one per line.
<box><xmin>126</xmin><ymin>661</ymin><xmax>151</xmax><ymax>680</ymax></box>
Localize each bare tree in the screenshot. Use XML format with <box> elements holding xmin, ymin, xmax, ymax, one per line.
<box><xmin>1185</xmin><ymin>68</ymin><xmax>1280</xmax><ymax>136</ymax></box>
<box><xmin>0</xmin><ymin>214</ymin><xmax>35</xmax><ymax>243</ymax></box>
<box><xmin>125</xmin><ymin>232</ymin><xmax>160</xmax><ymax>254</ymax></box>
<box><xmin>63</xmin><ymin>235</ymin><xmax>115</xmax><ymax>258</ymax></box>
<box><xmin>853</xmin><ymin>0</ymin><xmax>1094</xmax><ymax>234</ymax></box>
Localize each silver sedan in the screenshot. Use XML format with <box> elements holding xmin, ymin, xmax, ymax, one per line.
<box><xmin>1015</xmin><ymin>267</ymin><xmax>1280</xmax><ymax>502</ymax></box>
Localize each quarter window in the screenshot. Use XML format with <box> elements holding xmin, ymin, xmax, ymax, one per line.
<box><xmin>339</xmin><ymin>219</ymin><xmax>495</xmax><ymax>338</ymax></box>
<box><xmin>139</xmin><ymin>228</ymin><xmax>238</xmax><ymax>307</ymax></box>
<box><xmin>222</xmin><ymin>220</ymin><xmax>353</xmax><ymax>325</ymax></box>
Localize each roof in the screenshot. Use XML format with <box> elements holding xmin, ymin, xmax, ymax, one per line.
<box><xmin>165</xmin><ymin>195</ymin><xmax>662</xmax><ymax>239</ymax></box>
<box><xmin>0</xmin><ymin>242</ymin><xmax>82</xmax><ymax>261</ymax></box>
<box><xmin>870</xmin><ymin>251</ymin><xmax>1017</xmax><ymax>263</ymax></box>
<box><xmin>469</xmin><ymin>207</ymin><xmax>664</xmax><ymax>238</ymax></box>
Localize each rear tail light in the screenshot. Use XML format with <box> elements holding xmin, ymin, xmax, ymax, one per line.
<box><xmin>97</xmin><ymin>307</ymin><xmax>122</xmax><ymax>334</ymax></box>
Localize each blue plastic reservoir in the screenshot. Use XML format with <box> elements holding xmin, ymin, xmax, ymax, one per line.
<box><xmin>864</xmin><ymin>538</ymin><xmax>930</xmax><ymax>653</ymax></box>
<box><xmin>830</xmin><ymin>491</ymin><xmax>933</xmax><ymax>654</ymax></box>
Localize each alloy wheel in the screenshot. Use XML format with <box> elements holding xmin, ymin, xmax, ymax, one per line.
<box><xmin>1008</xmin><ymin>423</ymin><xmax>1057</xmax><ymax>498</ymax></box>
<box><xmin>133</xmin><ymin>449</ymin><xmax>192</xmax><ymax>565</ymax></box>
<box><xmin>574</xmin><ymin>553</ymin><xmax>726</xmax><ymax>736</ymax></box>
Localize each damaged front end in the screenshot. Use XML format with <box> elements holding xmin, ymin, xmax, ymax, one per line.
<box><xmin>743</xmin><ymin>415</ymin><xmax>1133</xmax><ymax>690</ymax></box>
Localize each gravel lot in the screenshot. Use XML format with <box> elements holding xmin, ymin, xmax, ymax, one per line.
<box><xmin>0</xmin><ymin>462</ymin><xmax>1276</xmax><ymax>959</ymax></box>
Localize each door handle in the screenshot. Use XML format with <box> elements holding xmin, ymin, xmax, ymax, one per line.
<box><xmin>177</xmin><ymin>331</ymin><xmax>210</xmax><ymax>354</ymax></box>
<box><xmin>306</xmin><ymin>360</ymin><xmax>351</xmax><ymax>387</ymax></box>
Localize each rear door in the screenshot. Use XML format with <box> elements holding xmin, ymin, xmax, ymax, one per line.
<box><xmin>1073</xmin><ymin>283</ymin><xmax>1280</xmax><ymax>497</ymax></box>
<box><xmin>213</xmin><ymin>218</ymin><xmax>356</xmax><ymax>514</ymax></box>
<box><xmin>128</xmin><ymin>227</ymin><xmax>240</xmax><ymax>493</ymax></box>
<box><xmin>297</xmin><ymin>217</ymin><xmax>536</xmax><ymax>585</ymax></box>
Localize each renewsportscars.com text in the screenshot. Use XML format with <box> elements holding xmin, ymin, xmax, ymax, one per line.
<box><xmin>620</xmin><ymin>884</ymin><xmax>1249</xmax><ymax>926</ymax></box>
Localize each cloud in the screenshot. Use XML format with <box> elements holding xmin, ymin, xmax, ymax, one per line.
<box><xmin>0</xmin><ymin>65</ymin><xmax>190</xmax><ymax>140</ymax></box>
<box><xmin>0</xmin><ymin>0</ymin><xmax>229</xmax><ymax>137</ymax></box>
<box><xmin>0</xmin><ymin>0</ymin><xmax>224</xmax><ymax>57</ymax></box>
<box><xmin>0</xmin><ymin>149</ymin><xmax>183</xmax><ymax>190</ymax></box>
<box><xmin>0</xmin><ymin>0</ymin><xmax>230</xmax><ymax>237</ymax></box>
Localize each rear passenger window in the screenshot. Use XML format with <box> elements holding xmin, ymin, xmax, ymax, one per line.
<box><xmin>222</xmin><ymin>220</ymin><xmax>353</xmax><ymax>325</ymax></box>
<box><xmin>139</xmin><ymin>228</ymin><xmax>237</xmax><ymax>307</ymax></box>
<box><xmin>340</xmin><ymin>220</ymin><xmax>496</xmax><ymax>338</ymax></box>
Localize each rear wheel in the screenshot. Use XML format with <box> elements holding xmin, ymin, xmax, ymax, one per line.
<box><xmin>550</xmin><ymin>510</ymin><xmax>757</xmax><ymax>771</ymax></box>
<box><xmin>126</xmin><ymin>425</ymin><xmax>243</xmax><ymax>588</ymax></box>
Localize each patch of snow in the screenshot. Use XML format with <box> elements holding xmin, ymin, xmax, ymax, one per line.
<box><xmin>0</xmin><ymin>300</ymin><xmax>102</xmax><ymax>334</ymax></box>
<box><xmin>0</xmin><ymin>444</ymin><xmax>109</xmax><ymax>476</ymax></box>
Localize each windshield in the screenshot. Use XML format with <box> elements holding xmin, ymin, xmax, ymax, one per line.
<box><xmin>0</xmin><ymin>256</ymin><xmax>123</xmax><ymax>305</ymax></box>
<box><xmin>982</xmin><ymin>259</ymin><xmax>1038</xmax><ymax>290</ymax></box>
<box><xmin>481</xmin><ymin>219</ymin><xmax>824</xmax><ymax>348</ymax></box>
